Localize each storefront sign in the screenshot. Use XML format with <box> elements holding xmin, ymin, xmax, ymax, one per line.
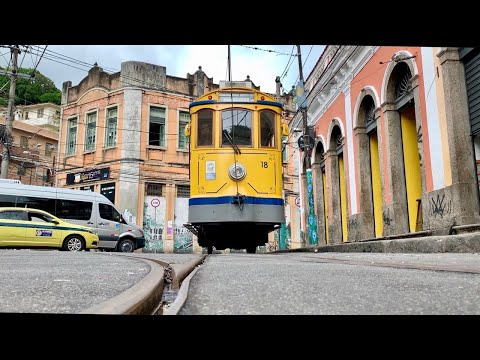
<box><xmin>66</xmin><ymin>167</ymin><xmax>109</xmax><ymax>185</ymax></box>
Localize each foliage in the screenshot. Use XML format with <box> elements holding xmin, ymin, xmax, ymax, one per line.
<box><xmin>0</xmin><ymin>67</ymin><xmax>61</xmax><ymax>106</ymax></box>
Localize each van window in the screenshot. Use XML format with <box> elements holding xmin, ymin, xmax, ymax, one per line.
<box><xmin>99</xmin><ymin>203</ymin><xmax>121</xmax><ymax>222</ymax></box>
<box><xmin>13</xmin><ymin>196</ymin><xmax>56</xmax><ymax>214</ymax></box>
<box><xmin>0</xmin><ymin>194</ymin><xmax>18</xmax><ymax>207</ymax></box>
<box><xmin>56</xmin><ymin>200</ymin><xmax>92</xmax><ymax>220</ymax></box>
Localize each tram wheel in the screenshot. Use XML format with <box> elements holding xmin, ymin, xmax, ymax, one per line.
<box><xmin>246</xmin><ymin>246</ymin><xmax>256</xmax><ymax>254</ymax></box>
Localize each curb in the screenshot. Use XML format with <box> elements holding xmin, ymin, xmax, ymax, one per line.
<box><xmin>170</xmin><ymin>255</ymin><xmax>207</xmax><ymax>289</ymax></box>
<box><xmin>269</xmin><ymin>232</ymin><xmax>480</xmax><ymax>254</ymax></box>
<box><xmin>163</xmin><ymin>266</ymin><xmax>201</xmax><ymax>315</ymax></box>
<box><xmin>80</xmin><ymin>258</ymin><xmax>165</xmax><ymax>315</ymax></box>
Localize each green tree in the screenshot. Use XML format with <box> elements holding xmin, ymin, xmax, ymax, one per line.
<box><xmin>0</xmin><ymin>67</ymin><xmax>61</xmax><ymax>106</ymax></box>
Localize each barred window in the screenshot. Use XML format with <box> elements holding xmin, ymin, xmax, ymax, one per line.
<box><xmin>178</xmin><ymin>111</ymin><xmax>190</xmax><ymax>150</ymax></box>
<box><xmin>146</xmin><ymin>183</ymin><xmax>163</xmax><ymax>196</ymax></box>
<box><xmin>66</xmin><ymin>117</ymin><xmax>77</xmax><ymax>155</ymax></box>
<box><xmin>149</xmin><ymin>106</ymin><xmax>166</xmax><ymax>147</ymax></box>
<box><xmin>105</xmin><ymin>107</ymin><xmax>117</xmax><ymax>147</ymax></box>
<box><xmin>85</xmin><ymin>112</ymin><xmax>97</xmax><ymax>151</ymax></box>
<box><xmin>177</xmin><ymin>185</ymin><xmax>190</xmax><ymax>198</ymax></box>
<box><xmin>282</xmin><ymin>136</ymin><xmax>288</xmax><ymax>163</ymax></box>
<box><xmin>21</xmin><ymin>136</ymin><xmax>29</xmax><ymax>149</ymax></box>
<box><xmin>45</xmin><ymin>142</ymin><xmax>54</xmax><ymax>156</ymax></box>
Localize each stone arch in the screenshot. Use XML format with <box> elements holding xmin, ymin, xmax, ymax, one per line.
<box><xmin>311</xmin><ymin>135</ymin><xmax>326</xmax><ymax>164</ymax></box>
<box><xmin>381</xmin><ymin>50</ymin><xmax>419</xmax><ymax>105</ymax></box>
<box><xmin>353</xmin><ymin>86</ymin><xmax>380</xmax><ymax>128</ymax></box>
<box><xmin>353</xmin><ymin>90</ymin><xmax>383</xmax><ymax>240</ymax></box>
<box><xmin>327</xmin><ymin>118</ymin><xmax>345</xmax><ymax>151</ymax></box>
<box><xmin>381</xmin><ymin>55</ymin><xmax>426</xmax><ymax>235</ymax></box>
<box><xmin>311</xmin><ymin>135</ymin><xmax>328</xmax><ymax>245</ymax></box>
<box><xmin>325</xmin><ymin>121</ymin><xmax>348</xmax><ymax>243</ymax></box>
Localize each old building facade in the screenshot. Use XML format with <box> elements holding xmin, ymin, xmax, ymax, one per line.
<box><xmin>290</xmin><ymin>46</ymin><xmax>480</xmax><ymax>246</ymax></box>
<box><xmin>57</xmin><ymin>62</ymin><xmax>218</xmax><ymax>253</ymax></box>
<box><xmin>0</xmin><ymin>117</ymin><xmax>58</xmax><ymax>186</ymax></box>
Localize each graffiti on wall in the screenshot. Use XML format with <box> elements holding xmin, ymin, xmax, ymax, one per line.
<box><xmin>306</xmin><ymin>169</ymin><xmax>318</xmax><ymax>246</ymax></box>
<box><xmin>143</xmin><ymin>195</ymin><xmax>166</xmax><ymax>253</ymax></box>
<box><xmin>429</xmin><ymin>193</ymin><xmax>452</xmax><ymax>218</ymax></box>
<box><xmin>382</xmin><ymin>208</ymin><xmax>392</xmax><ymax>226</ymax></box>
<box><xmin>174</xmin><ymin>198</ymin><xmax>193</xmax><ymax>253</ymax></box>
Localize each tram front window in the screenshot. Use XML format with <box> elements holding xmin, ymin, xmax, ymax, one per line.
<box><xmin>197</xmin><ymin>110</ymin><xmax>213</xmax><ymax>146</ymax></box>
<box><xmin>222</xmin><ymin>109</ymin><xmax>252</xmax><ymax>146</ymax></box>
<box><xmin>260</xmin><ymin>110</ymin><xmax>276</xmax><ymax>147</ymax></box>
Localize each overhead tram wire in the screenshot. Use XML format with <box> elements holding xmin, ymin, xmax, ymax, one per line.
<box><xmin>238</xmin><ymin>45</ymin><xmax>296</xmax><ymax>57</ymax></box>
<box><xmin>292</xmin><ymin>45</ymin><xmax>314</xmax><ymax>88</ymax></box>
<box><xmin>279</xmin><ymin>46</ymin><xmax>296</xmax><ymax>80</ymax></box>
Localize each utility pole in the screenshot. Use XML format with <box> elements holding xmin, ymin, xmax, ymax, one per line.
<box><xmin>296</xmin><ymin>45</ymin><xmax>311</xmax><ymax>169</ymax></box>
<box><xmin>0</xmin><ymin>45</ymin><xmax>19</xmax><ymax>179</ymax></box>
<box><xmin>296</xmin><ymin>45</ymin><xmax>318</xmax><ymax>247</ymax></box>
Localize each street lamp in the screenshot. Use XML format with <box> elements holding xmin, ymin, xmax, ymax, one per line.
<box><xmin>22</xmin><ymin>149</ymin><xmax>54</xmax><ymax>185</ymax></box>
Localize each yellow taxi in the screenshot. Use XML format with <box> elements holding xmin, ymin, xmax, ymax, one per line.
<box><xmin>0</xmin><ymin>207</ymin><xmax>99</xmax><ymax>251</ymax></box>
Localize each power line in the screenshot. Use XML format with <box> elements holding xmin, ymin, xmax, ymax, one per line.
<box><xmin>279</xmin><ymin>46</ymin><xmax>296</xmax><ymax>80</ymax></box>
<box><xmin>238</xmin><ymin>45</ymin><xmax>297</xmax><ymax>57</ymax></box>
<box><xmin>33</xmin><ymin>45</ymin><xmax>47</xmax><ymax>71</ymax></box>
<box><xmin>25</xmin><ymin>47</ymin><xmax>169</xmax><ymax>92</ymax></box>
<box><xmin>292</xmin><ymin>45</ymin><xmax>315</xmax><ymax>88</ymax></box>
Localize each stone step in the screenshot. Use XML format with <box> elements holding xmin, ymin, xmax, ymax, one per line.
<box><xmin>452</xmin><ymin>224</ymin><xmax>480</xmax><ymax>234</ymax></box>
<box><xmin>358</xmin><ymin>230</ymin><xmax>433</xmax><ymax>242</ymax></box>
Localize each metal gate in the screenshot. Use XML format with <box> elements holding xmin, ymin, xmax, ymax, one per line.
<box><xmin>460</xmin><ymin>48</ymin><xmax>480</xmax><ymax>135</ymax></box>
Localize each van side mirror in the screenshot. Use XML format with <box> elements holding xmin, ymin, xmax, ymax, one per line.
<box><xmin>184</xmin><ymin>124</ymin><xmax>191</xmax><ymax>137</ymax></box>
<box><xmin>282</xmin><ymin>123</ymin><xmax>289</xmax><ymax>136</ymax></box>
<box><xmin>52</xmin><ymin>219</ymin><xmax>59</xmax><ymax>225</ymax></box>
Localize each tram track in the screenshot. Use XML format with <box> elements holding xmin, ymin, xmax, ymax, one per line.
<box><xmin>81</xmin><ymin>253</ymin><xmax>207</xmax><ymax>315</ymax></box>
<box><xmin>298</xmin><ymin>254</ymin><xmax>480</xmax><ymax>274</ymax></box>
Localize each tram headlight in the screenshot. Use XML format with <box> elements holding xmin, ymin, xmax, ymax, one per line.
<box><xmin>228</xmin><ymin>163</ymin><xmax>246</xmax><ymax>181</ymax></box>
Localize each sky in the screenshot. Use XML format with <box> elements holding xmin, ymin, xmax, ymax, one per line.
<box><xmin>0</xmin><ymin>45</ymin><xmax>325</xmax><ymax>96</ymax></box>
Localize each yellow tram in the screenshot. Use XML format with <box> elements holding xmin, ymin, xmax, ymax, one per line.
<box><xmin>185</xmin><ymin>80</ymin><xmax>289</xmax><ymax>254</ymax></box>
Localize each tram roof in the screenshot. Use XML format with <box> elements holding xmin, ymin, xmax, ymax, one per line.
<box><xmin>190</xmin><ymin>86</ymin><xmax>282</xmax><ymax>110</ymax></box>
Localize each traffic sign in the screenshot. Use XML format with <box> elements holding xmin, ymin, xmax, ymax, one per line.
<box><xmin>297</xmin><ymin>134</ymin><xmax>315</xmax><ymax>151</ymax></box>
<box><xmin>150</xmin><ymin>198</ymin><xmax>160</xmax><ymax>208</ymax></box>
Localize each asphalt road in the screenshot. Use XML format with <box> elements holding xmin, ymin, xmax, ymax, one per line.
<box><xmin>0</xmin><ymin>250</ymin><xmax>150</xmax><ymax>313</ymax></box>
<box><xmin>179</xmin><ymin>252</ymin><xmax>480</xmax><ymax>315</ymax></box>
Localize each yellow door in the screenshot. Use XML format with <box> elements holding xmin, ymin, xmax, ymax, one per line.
<box><xmin>369</xmin><ymin>130</ymin><xmax>384</xmax><ymax>237</ymax></box>
<box><xmin>401</xmin><ymin>106</ymin><xmax>422</xmax><ymax>233</ymax></box>
<box><xmin>338</xmin><ymin>154</ymin><xmax>348</xmax><ymax>242</ymax></box>
<box><xmin>0</xmin><ymin>210</ymin><xmax>27</xmax><ymax>246</ymax></box>
<box><xmin>0</xmin><ymin>220</ymin><xmax>26</xmax><ymax>245</ymax></box>
<box><xmin>322</xmin><ymin>170</ymin><xmax>329</xmax><ymax>244</ymax></box>
<box><xmin>25</xmin><ymin>211</ymin><xmax>62</xmax><ymax>247</ymax></box>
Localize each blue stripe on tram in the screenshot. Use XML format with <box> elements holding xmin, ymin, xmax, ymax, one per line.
<box><xmin>189</xmin><ymin>196</ymin><xmax>284</xmax><ymax>206</ymax></box>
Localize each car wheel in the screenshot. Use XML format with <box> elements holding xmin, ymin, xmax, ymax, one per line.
<box><xmin>118</xmin><ymin>238</ymin><xmax>135</xmax><ymax>253</ymax></box>
<box><xmin>63</xmin><ymin>235</ymin><xmax>85</xmax><ymax>252</ymax></box>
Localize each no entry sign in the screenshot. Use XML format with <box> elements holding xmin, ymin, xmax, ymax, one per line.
<box><xmin>151</xmin><ymin>198</ymin><xmax>160</xmax><ymax>208</ymax></box>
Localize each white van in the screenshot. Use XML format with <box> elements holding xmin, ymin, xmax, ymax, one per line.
<box><xmin>0</xmin><ymin>180</ymin><xmax>145</xmax><ymax>252</ymax></box>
